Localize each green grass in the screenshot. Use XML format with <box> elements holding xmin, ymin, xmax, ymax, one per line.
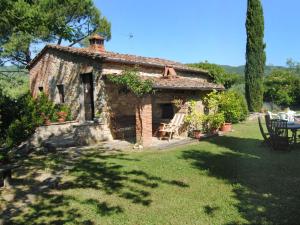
<box><xmin>2</xmin><ymin>120</ymin><xmax>300</xmax><ymax>224</ymax></box>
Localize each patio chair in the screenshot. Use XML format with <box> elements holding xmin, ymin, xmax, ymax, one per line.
<box><xmin>258</xmin><ymin>117</ymin><xmax>270</xmax><ymax>146</ymax></box>
<box><xmin>267</xmin><ymin>111</ymin><xmax>280</xmax><ymax>120</ymax></box>
<box><xmin>159</xmin><ymin>112</ymin><xmax>185</xmax><ymax>141</ymax></box>
<box><xmin>264</xmin><ymin>114</ymin><xmax>272</xmax><ymax>134</ymax></box>
<box><xmin>269</xmin><ymin>120</ymin><xmax>293</xmax><ymax>151</ymax></box>
<box><xmin>286</xmin><ymin>110</ymin><xmax>296</xmax><ymax>122</ymax></box>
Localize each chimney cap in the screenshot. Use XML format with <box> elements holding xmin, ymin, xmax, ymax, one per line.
<box><xmin>89</xmin><ymin>34</ymin><xmax>105</xmax><ymax>41</ymax></box>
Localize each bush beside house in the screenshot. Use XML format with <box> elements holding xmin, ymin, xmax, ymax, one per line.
<box><xmin>185</xmin><ymin>90</ymin><xmax>248</xmax><ymax>138</ymax></box>
<box><xmin>0</xmin><ymin>91</ymin><xmax>72</xmax><ymax>164</ymax></box>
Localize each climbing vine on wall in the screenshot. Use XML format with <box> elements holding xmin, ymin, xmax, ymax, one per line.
<box><xmin>107</xmin><ymin>69</ymin><xmax>153</xmax><ymax>97</ymax></box>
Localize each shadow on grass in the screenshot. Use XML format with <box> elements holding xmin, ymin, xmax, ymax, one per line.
<box><xmin>1</xmin><ymin>146</ymin><xmax>188</xmax><ymax>224</ymax></box>
<box><xmin>182</xmin><ymin>135</ymin><xmax>300</xmax><ymax>225</ymax></box>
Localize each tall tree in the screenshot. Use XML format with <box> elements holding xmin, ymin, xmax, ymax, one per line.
<box><xmin>245</xmin><ymin>0</ymin><xmax>266</xmax><ymax>112</ymax></box>
<box><xmin>0</xmin><ymin>0</ymin><xmax>111</xmax><ymax>66</ymax></box>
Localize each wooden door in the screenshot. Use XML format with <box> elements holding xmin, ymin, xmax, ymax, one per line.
<box><xmin>81</xmin><ymin>74</ymin><xmax>94</xmax><ymax>121</ymax></box>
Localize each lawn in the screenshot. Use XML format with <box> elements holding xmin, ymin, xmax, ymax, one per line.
<box><xmin>1</xmin><ymin>120</ymin><xmax>300</xmax><ymax>225</ymax></box>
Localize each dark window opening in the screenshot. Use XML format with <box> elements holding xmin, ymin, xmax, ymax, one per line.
<box><xmin>57</xmin><ymin>84</ymin><xmax>65</xmax><ymax>103</ymax></box>
<box><xmin>160</xmin><ymin>104</ymin><xmax>174</xmax><ymax>119</ymax></box>
<box><xmin>118</xmin><ymin>86</ymin><xmax>130</xmax><ymax>95</ymax></box>
<box><xmin>38</xmin><ymin>86</ymin><xmax>44</xmax><ymax>92</ymax></box>
<box><xmin>174</xmin><ymin>90</ymin><xmax>185</xmax><ymax>94</ymax></box>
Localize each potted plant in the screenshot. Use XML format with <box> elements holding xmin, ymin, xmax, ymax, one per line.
<box><xmin>203</xmin><ymin>113</ymin><xmax>225</xmax><ymax>135</ymax></box>
<box><xmin>185</xmin><ymin>100</ymin><xmax>204</xmax><ymax>139</ymax></box>
<box><xmin>218</xmin><ymin>91</ymin><xmax>248</xmax><ymax>132</ymax></box>
<box><xmin>41</xmin><ymin>112</ymin><xmax>51</xmax><ymax>125</ymax></box>
<box><xmin>57</xmin><ymin>111</ymin><xmax>68</xmax><ymax>123</ymax></box>
<box><xmin>220</xmin><ymin>122</ymin><xmax>232</xmax><ymax>132</ymax></box>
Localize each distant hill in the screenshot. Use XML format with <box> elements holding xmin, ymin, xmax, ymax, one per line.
<box><xmin>220</xmin><ymin>65</ymin><xmax>287</xmax><ymax>76</ymax></box>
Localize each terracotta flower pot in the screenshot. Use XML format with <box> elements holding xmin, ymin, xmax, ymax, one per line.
<box><xmin>193</xmin><ymin>130</ymin><xmax>202</xmax><ymax>139</ymax></box>
<box><xmin>220</xmin><ymin>123</ymin><xmax>232</xmax><ymax>132</ymax></box>
<box><xmin>210</xmin><ymin>128</ymin><xmax>219</xmax><ymax>135</ymax></box>
<box><xmin>57</xmin><ymin>111</ymin><xmax>67</xmax><ymax>123</ymax></box>
<box><xmin>44</xmin><ymin>119</ymin><xmax>51</xmax><ymax>126</ymax></box>
<box><xmin>58</xmin><ymin>118</ymin><xmax>65</xmax><ymax>123</ymax></box>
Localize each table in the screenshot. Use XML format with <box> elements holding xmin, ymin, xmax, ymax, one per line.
<box><xmin>287</xmin><ymin>123</ymin><xmax>300</xmax><ymax>144</ymax></box>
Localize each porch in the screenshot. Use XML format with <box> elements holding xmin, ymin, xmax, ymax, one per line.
<box><xmin>107</xmin><ymin>87</ymin><xmax>207</xmax><ymax>147</ymax></box>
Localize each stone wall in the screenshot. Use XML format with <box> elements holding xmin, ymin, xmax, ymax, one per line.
<box><xmin>29</xmin><ymin>48</ymin><xmax>213</xmax><ymax>146</ymax></box>
<box><xmin>29</xmin><ymin>121</ymin><xmax>79</xmax><ymax>147</ymax></box>
<box><xmin>29</xmin><ymin>49</ymin><xmax>103</xmax><ymax>121</ymax></box>
<box><xmin>74</xmin><ymin>123</ymin><xmax>113</xmax><ymax>145</ymax></box>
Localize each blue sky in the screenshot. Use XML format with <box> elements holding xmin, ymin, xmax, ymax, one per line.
<box><xmin>96</xmin><ymin>0</ymin><xmax>300</xmax><ymax>66</ymax></box>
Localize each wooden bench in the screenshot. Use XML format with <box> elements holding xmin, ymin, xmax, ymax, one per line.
<box><xmin>0</xmin><ymin>163</ymin><xmax>21</xmax><ymax>188</ymax></box>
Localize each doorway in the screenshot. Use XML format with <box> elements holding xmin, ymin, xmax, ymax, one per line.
<box><xmin>81</xmin><ymin>73</ymin><xmax>94</xmax><ymax>121</ymax></box>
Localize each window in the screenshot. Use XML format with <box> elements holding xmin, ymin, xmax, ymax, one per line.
<box><xmin>38</xmin><ymin>86</ymin><xmax>44</xmax><ymax>92</ymax></box>
<box><xmin>160</xmin><ymin>104</ymin><xmax>174</xmax><ymax>119</ymax></box>
<box><xmin>57</xmin><ymin>84</ymin><xmax>65</xmax><ymax>103</ymax></box>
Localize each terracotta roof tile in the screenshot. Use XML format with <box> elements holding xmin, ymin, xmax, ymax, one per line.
<box><xmin>141</xmin><ymin>76</ymin><xmax>224</xmax><ymax>91</ymax></box>
<box><xmin>27</xmin><ymin>45</ymin><xmax>208</xmax><ymax>74</ymax></box>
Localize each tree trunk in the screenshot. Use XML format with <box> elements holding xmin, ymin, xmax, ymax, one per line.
<box><xmin>25</xmin><ymin>49</ymin><xmax>32</xmax><ymax>65</ymax></box>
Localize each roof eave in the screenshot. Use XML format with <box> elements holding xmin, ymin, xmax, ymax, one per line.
<box><xmin>102</xmin><ymin>57</ymin><xmax>207</xmax><ymax>74</ymax></box>
<box><xmin>27</xmin><ymin>45</ymin><xmax>209</xmax><ymax>75</ymax></box>
<box><xmin>152</xmin><ymin>85</ymin><xmax>225</xmax><ymax>91</ymax></box>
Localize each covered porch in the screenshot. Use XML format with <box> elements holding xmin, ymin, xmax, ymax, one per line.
<box><xmin>107</xmin><ymin>75</ymin><xmax>224</xmax><ymax>147</ymax></box>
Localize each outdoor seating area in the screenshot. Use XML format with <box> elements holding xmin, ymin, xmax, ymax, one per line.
<box><xmin>158</xmin><ymin>112</ymin><xmax>186</xmax><ymax>141</ymax></box>
<box><xmin>259</xmin><ymin>110</ymin><xmax>300</xmax><ymax>151</ymax></box>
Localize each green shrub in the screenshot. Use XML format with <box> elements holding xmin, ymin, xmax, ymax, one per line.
<box><xmin>35</xmin><ymin>93</ymin><xmax>57</xmax><ymax>122</ymax></box>
<box><xmin>107</xmin><ymin>69</ymin><xmax>153</xmax><ymax>97</ymax></box>
<box><xmin>6</xmin><ymin>117</ymin><xmax>32</xmax><ymax>148</ymax></box>
<box><xmin>203</xmin><ymin>113</ymin><xmax>225</xmax><ymax>132</ymax></box>
<box><xmin>4</xmin><ymin>93</ymin><xmax>42</xmax><ymax>148</ymax></box>
<box><xmin>264</xmin><ymin>69</ymin><xmax>300</xmax><ymax>107</ymax></box>
<box><xmin>3</xmin><ymin>92</ymin><xmax>73</xmax><ymax>148</ymax></box>
<box><xmin>218</xmin><ymin>91</ymin><xmax>249</xmax><ymax>123</ymax></box>
<box><xmin>55</xmin><ymin>104</ymin><xmax>72</xmax><ymax>121</ymax></box>
<box><xmin>203</xmin><ymin>90</ymin><xmax>248</xmax><ymax>124</ymax></box>
<box><xmin>184</xmin><ymin>100</ymin><xmax>204</xmax><ymax>131</ymax></box>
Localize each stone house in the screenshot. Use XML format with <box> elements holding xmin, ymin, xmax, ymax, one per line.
<box><xmin>28</xmin><ymin>35</ymin><xmax>224</xmax><ymax>147</ymax></box>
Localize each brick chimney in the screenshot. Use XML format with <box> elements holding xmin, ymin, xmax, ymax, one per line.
<box><xmin>89</xmin><ymin>34</ymin><xmax>105</xmax><ymax>52</ymax></box>
<box><xmin>163</xmin><ymin>66</ymin><xmax>177</xmax><ymax>79</ymax></box>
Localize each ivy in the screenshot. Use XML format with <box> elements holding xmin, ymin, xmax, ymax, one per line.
<box><xmin>107</xmin><ymin>69</ymin><xmax>153</xmax><ymax>97</ymax></box>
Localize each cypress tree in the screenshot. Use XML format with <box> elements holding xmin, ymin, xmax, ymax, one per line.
<box><xmin>245</xmin><ymin>0</ymin><xmax>266</xmax><ymax>112</ymax></box>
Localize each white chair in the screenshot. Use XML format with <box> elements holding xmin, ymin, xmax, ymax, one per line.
<box><xmin>278</xmin><ymin>112</ymin><xmax>288</xmax><ymax>121</ymax></box>
<box><xmin>268</xmin><ymin>111</ymin><xmax>280</xmax><ymax>120</ymax></box>
<box><xmin>278</xmin><ymin>110</ymin><xmax>296</xmax><ymax>122</ymax></box>
<box><xmin>286</xmin><ymin>110</ymin><xmax>296</xmax><ymax>122</ymax></box>
<box><xmin>159</xmin><ymin>113</ymin><xmax>185</xmax><ymax>141</ymax></box>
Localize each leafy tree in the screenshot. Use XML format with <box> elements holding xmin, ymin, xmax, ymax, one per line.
<box><xmin>189</xmin><ymin>61</ymin><xmax>242</xmax><ymax>89</ymax></box>
<box><xmin>264</xmin><ymin>69</ymin><xmax>300</xmax><ymax>107</ymax></box>
<box><xmin>286</xmin><ymin>58</ymin><xmax>300</xmax><ymax>75</ymax></box>
<box><xmin>0</xmin><ymin>0</ymin><xmax>111</xmax><ymax>66</ymax></box>
<box><xmin>245</xmin><ymin>0</ymin><xmax>266</xmax><ymax>112</ymax></box>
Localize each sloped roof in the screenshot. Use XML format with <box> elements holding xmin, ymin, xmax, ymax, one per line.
<box><xmin>106</xmin><ymin>75</ymin><xmax>225</xmax><ymax>91</ymax></box>
<box><xmin>27</xmin><ymin>44</ymin><xmax>207</xmax><ymax>74</ymax></box>
<box><xmin>150</xmin><ymin>76</ymin><xmax>224</xmax><ymax>91</ymax></box>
